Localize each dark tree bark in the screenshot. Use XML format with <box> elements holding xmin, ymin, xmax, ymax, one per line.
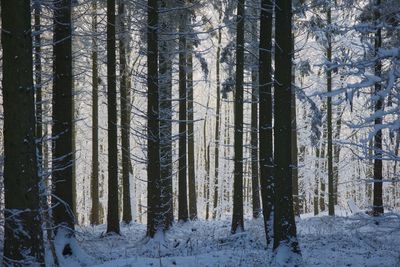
<box><xmin>273</xmin><ymin>0</ymin><xmax>301</xmax><ymax>255</ymax></box>
<box><xmin>159</xmin><ymin>0</ymin><xmax>174</xmax><ymax>229</ymax></box>
<box><xmin>259</xmin><ymin>0</ymin><xmax>274</xmax><ymax>242</ymax></box>
<box><xmin>204</xmin><ymin>97</ymin><xmax>211</xmax><ymax>220</ymax></box>
<box><xmin>119</xmin><ymin>0</ymin><xmax>132</xmax><ymax>224</ymax></box>
<box><xmin>320</xmin><ymin>128</ymin><xmax>326</xmax><ymax>212</ymax></box>
<box><xmin>367</xmin><ymin>135</ymin><xmax>374</xmax><ymax>203</ymax></box>
<box><xmin>35</xmin><ymin>1</ymin><xmax>43</xmax><ymax>169</ymax></box>
<box><xmin>147</xmin><ymin>0</ymin><xmax>162</xmax><ymax>237</ymax></box>
<box><xmin>187</xmin><ymin>35</ymin><xmax>198</xmax><ymax>220</ymax></box>
<box><xmin>326</xmin><ymin>5</ymin><xmax>335</xmax><ymax>216</ymax></box>
<box><xmin>251</xmin><ymin>4</ymin><xmax>261</xmax><ymax>219</ymax></box>
<box><xmin>91</xmin><ymin>0</ymin><xmax>100</xmax><ymax>226</ymax></box>
<box><xmin>2</xmin><ymin>1</ymin><xmax>45</xmax><ymax>265</ymax></box>
<box><xmin>373</xmin><ymin>0</ymin><xmax>384</xmax><ymax>216</ymax></box>
<box><xmin>178</xmin><ymin>3</ymin><xmax>189</xmax><ymax>222</ymax></box>
<box><xmin>106</xmin><ymin>0</ymin><xmax>120</xmax><ymax>234</ymax></box>
<box><xmin>314</xmin><ymin>147</ymin><xmax>320</xmax><ymax>215</ymax></box>
<box><xmin>231</xmin><ymin>0</ymin><xmax>245</xmax><ymax>234</ymax></box>
<box><xmin>52</xmin><ymin>0</ymin><xmax>75</xmax><ymax>236</ymax></box>
<box><xmin>213</xmin><ymin>12</ymin><xmax>223</xmax><ymax>220</ymax></box>
<box><xmin>224</xmin><ymin>100</ymin><xmax>232</xmax><ymax>214</ymax></box>
<box><xmin>251</xmin><ymin>82</ymin><xmax>261</xmax><ymax>218</ymax></box>
<box><xmin>333</xmin><ymin>105</ymin><xmax>343</xmax><ymax>205</ymax></box>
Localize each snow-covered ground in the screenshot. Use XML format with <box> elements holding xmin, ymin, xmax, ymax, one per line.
<box><xmin>57</xmin><ymin>212</ymin><xmax>400</xmax><ymax>267</ymax></box>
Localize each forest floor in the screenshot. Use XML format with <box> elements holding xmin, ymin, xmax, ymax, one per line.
<box><xmin>54</xmin><ymin>210</ymin><xmax>400</xmax><ymax>267</ymax></box>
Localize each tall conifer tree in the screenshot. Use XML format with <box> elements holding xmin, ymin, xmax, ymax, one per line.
<box><xmin>231</xmin><ymin>0</ymin><xmax>245</xmax><ymax>234</ymax></box>
<box><xmin>273</xmin><ymin>0</ymin><xmax>301</xmax><ymax>257</ymax></box>
<box><xmin>106</xmin><ymin>0</ymin><xmax>120</xmax><ymax>234</ymax></box>
<box><xmin>2</xmin><ymin>1</ymin><xmax>45</xmax><ymax>264</ymax></box>
<box><xmin>52</xmin><ymin>0</ymin><xmax>75</xmax><ymax>237</ymax></box>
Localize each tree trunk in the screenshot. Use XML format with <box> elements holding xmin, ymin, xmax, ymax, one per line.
<box><xmin>224</xmin><ymin>99</ymin><xmax>232</xmax><ymax>214</ymax></box>
<box><xmin>203</xmin><ymin>96</ymin><xmax>211</xmax><ymax>220</ymax></box>
<box><xmin>118</xmin><ymin>0</ymin><xmax>132</xmax><ymax>224</ymax></box>
<box><xmin>326</xmin><ymin>5</ymin><xmax>335</xmax><ymax>216</ymax></box>
<box><xmin>259</xmin><ymin>0</ymin><xmax>274</xmax><ymax>243</ymax></box>
<box><xmin>35</xmin><ymin>1</ymin><xmax>43</xmax><ymax>172</ymax></box>
<box><xmin>213</xmin><ymin>17</ymin><xmax>222</xmax><ymax>220</ymax></box>
<box><xmin>231</xmin><ymin>0</ymin><xmax>245</xmax><ymax>234</ymax></box>
<box><xmin>205</xmin><ymin>143</ymin><xmax>211</xmax><ymax>220</ymax></box>
<box><xmin>178</xmin><ymin>3</ymin><xmax>189</xmax><ymax>222</ymax></box>
<box><xmin>106</xmin><ymin>0</ymin><xmax>120</xmax><ymax>234</ymax></box>
<box><xmin>319</xmin><ymin>108</ymin><xmax>327</xmax><ymax>212</ymax></box>
<box><xmin>333</xmin><ymin>105</ymin><xmax>343</xmax><ymax>206</ymax></box>
<box><xmin>91</xmin><ymin>0</ymin><xmax>100</xmax><ymax>226</ymax></box>
<box><xmin>367</xmin><ymin>137</ymin><xmax>374</xmax><ymax>204</ymax></box>
<box><xmin>273</xmin><ymin>0</ymin><xmax>301</xmax><ymax>256</ymax></box>
<box><xmin>52</xmin><ymin>0</ymin><xmax>75</xmax><ymax>237</ymax></box>
<box><xmin>320</xmin><ymin>138</ymin><xmax>326</xmax><ymax>212</ymax></box>
<box><xmin>251</xmin><ymin>4</ymin><xmax>261</xmax><ymax>219</ymax></box>
<box><xmin>2</xmin><ymin>1</ymin><xmax>45</xmax><ymax>264</ymax></box>
<box><xmin>244</xmin><ymin>128</ymin><xmax>251</xmax><ymax>209</ymax></box>
<box><xmin>314</xmin><ymin>147</ymin><xmax>320</xmax><ymax>215</ymax></box>
<box><xmin>373</xmin><ymin>0</ymin><xmax>384</xmax><ymax>216</ymax></box>
<box><xmin>147</xmin><ymin>0</ymin><xmax>162</xmax><ymax>237</ymax></box>
<box><xmin>72</xmin><ymin>76</ymin><xmax>77</xmax><ymax>221</ymax></box>
<box><xmin>187</xmin><ymin>35</ymin><xmax>197</xmax><ymax>220</ymax></box>
<box><xmin>35</xmin><ymin>4</ymin><xmax>58</xmax><ymax>262</ymax></box>
<box><xmin>291</xmin><ymin>32</ymin><xmax>300</xmax><ymax>217</ymax></box>
<box><xmin>159</xmin><ymin>0</ymin><xmax>174</xmax><ymax>229</ymax></box>
<box><xmin>313</xmin><ymin>146</ymin><xmax>321</xmax><ymax>215</ymax></box>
